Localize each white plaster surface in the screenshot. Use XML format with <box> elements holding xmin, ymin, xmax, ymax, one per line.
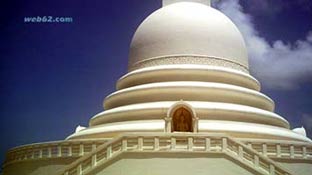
<box><xmin>4</xmin><ymin>1</ymin><xmax>312</xmax><ymax>175</ymax></box>
<box><xmin>278</xmin><ymin>162</ymin><xmax>312</xmax><ymax>175</ymax></box>
<box><xmin>91</xmin><ymin>101</ymin><xmax>288</xmax><ymax>128</ymax></box>
<box><xmin>3</xmin><ymin>158</ymin><xmax>77</xmax><ymax>175</ymax></box>
<box><xmin>118</xmin><ymin>64</ymin><xmax>260</xmax><ymax>90</ymax></box>
<box><xmin>92</xmin><ymin>153</ymin><xmax>256</xmax><ymax>175</ymax></box>
<box><xmin>129</xmin><ymin>2</ymin><xmax>248</xmax><ymax>70</ymax></box>
<box><xmin>163</xmin><ymin>0</ymin><xmax>211</xmax><ymax>6</ymax></box>
<box><xmin>68</xmin><ymin>119</ymin><xmax>311</xmax><ymax>142</ymax></box>
<box><xmin>104</xmin><ymin>81</ymin><xmax>274</xmax><ymax>111</ymax></box>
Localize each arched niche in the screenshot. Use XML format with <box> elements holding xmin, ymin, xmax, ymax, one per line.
<box><xmin>165</xmin><ymin>101</ymin><xmax>198</xmax><ymax>133</ymax></box>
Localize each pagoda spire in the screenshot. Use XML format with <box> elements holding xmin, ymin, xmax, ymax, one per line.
<box><xmin>162</xmin><ymin>0</ymin><xmax>211</xmax><ymax>7</ymax></box>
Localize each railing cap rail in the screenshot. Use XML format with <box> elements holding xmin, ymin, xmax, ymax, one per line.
<box><xmin>6</xmin><ymin>139</ymin><xmax>108</xmax><ymax>153</ymax></box>
<box><xmin>57</xmin><ymin>132</ymin><xmax>294</xmax><ymax>175</ymax></box>
<box><xmin>239</xmin><ymin>138</ymin><xmax>312</xmax><ymax>147</ymax></box>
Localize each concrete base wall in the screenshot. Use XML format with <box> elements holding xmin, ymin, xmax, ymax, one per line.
<box><xmin>2</xmin><ymin>158</ymin><xmax>77</xmax><ymax>175</ymax></box>
<box><xmin>3</xmin><ymin>153</ymin><xmax>312</xmax><ymax>175</ymax></box>
<box><xmin>276</xmin><ymin>160</ymin><xmax>312</xmax><ymax>175</ymax></box>
<box><xmin>90</xmin><ymin>152</ymin><xmax>259</xmax><ymax>175</ymax></box>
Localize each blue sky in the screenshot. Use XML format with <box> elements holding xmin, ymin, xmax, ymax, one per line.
<box><xmin>0</xmin><ymin>0</ymin><xmax>312</xmax><ymax>166</ymax></box>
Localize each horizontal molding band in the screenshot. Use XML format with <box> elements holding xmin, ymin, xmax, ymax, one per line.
<box><xmin>91</xmin><ymin>101</ymin><xmax>288</xmax><ymax>128</ymax></box>
<box><xmin>67</xmin><ymin>120</ymin><xmax>311</xmax><ymax>143</ymax></box>
<box><xmin>104</xmin><ymin>81</ymin><xmax>274</xmax><ymax>111</ymax></box>
<box><xmin>118</xmin><ymin>64</ymin><xmax>260</xmax><ymax>91</ymax></box>
<box><xmin>129</xmin><ymin>55</ymin><xmax>249</xmax><ymax>73</ymax></box>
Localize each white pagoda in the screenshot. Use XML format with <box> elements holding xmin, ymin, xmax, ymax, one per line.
<box><xmin>3</xmin><ymin>1</ymin><xmax>312</xmax><ymax>175</ymax></box>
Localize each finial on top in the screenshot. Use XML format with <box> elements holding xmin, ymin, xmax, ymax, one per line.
<box><xmin>162</xmin><ymin>0</ymin><xmax>211</xmax><ymax>7</ymax></box>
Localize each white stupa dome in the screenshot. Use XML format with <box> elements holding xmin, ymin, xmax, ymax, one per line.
<box><xmin>129</xmin><ymin>2</ymin><xmax>248</xmax><ymax>71</ymax></box>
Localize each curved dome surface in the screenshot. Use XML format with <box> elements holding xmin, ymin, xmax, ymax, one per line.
<box><xmin>129</xmin><ymin>2</ymin><xmax>248</xmax><ymax>71</ymax></box>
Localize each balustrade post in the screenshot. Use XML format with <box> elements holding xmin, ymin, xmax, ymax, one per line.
<box><xmin>24</xmin><ymin>153</ymin><xmax>27</xmax><ymax>160</ymax></box>
<box><xmin>107</xmin><ymin>146</ymin><xmax>112</xmax><ymax>158</ymax></box>
<box><xmin>13</xmin><ymin>152</ymin><xmax>17</xmax><ymax>161</ymax></box>
<box><xmin>302</xmin><ymin>146</ymin><xmax>307</xmax><ymax>159</ymax></box>
<box><xmin>222</xmin><ymin>138</ymin><xmax>227</xmax><ymax>152</ymax></box>
<box><xmin>91</xmin><ymin>154</ymin><xmax>97</xmax><ymax>167</ymax></box>
<box><xmin>68</xmin><ymin>146</ymin><xmax>72</xmax><ymax>156</ymax></box>
<box><xmin>269</xmin><ymin>164</ymin><xmax>275</xmax><ymax>175</ymax></box>
<box><xmin>262</xmin><ymin>144</ymin><xmax>267</xmax><ymax>157</ymax></box>
<box><xmin>238</xmin><ymin>145</ymin><xmax>243</xmax><ymax>159</ymax></box>
<box><xmin>122</xmin><ymin>139</ymin><xmax>127</xmax><ymax>151</ymax></box>
<box><xmin>57</xmin><ymin>145</ymin><xmax>62</xmax><ymax>157</ymax></box>
<box><xmin>48</xmin><ymin>147</ymin><xmax>52</xmax><ymax>158</ymax></box>
<box><xmin>77</xmin><ymin>164</ymin><xmax>82</xmax><ymax>175</ymax></box>
<box><xmin>79</xmin><ymin>144</ymin><xmax>84</xmax><ymax>156</ymax></box>
<box><xmin>92</xmin><ymin>144</ymin><xmax>97</xmax><ymax>152</ymax></box>
<box><xmin>290</xmin><ymin>145</ymin><xmax>294</xmax><ymax>158</ymax></box>
<box><xmin>171</xmin><ymin>137</ymin><xmax>176</xmax><ymax>150</ymax></box>
<box><xmin>31</xmin><ymin>150</ymin><xmax>35</xmax><ymax>159</ymax></box>
<box><xmin>188</xmin><ymin>137</ymin><xmax>193</xmax><ymax>151</ymax></box>
<box><xmin>247</xmin><ymin>143</ymin><xmax>252</xmax><ymax>148</ymax></box>
<box><xmin>254</xmin><ymin>155</ymin><xmax>259</xmax><ymax>169</ymax></box>
<box><xmin>39</xmin><ymin>149</ymin><xmax>43</xmax><ymax>158</ymax></box>
<box><xmin>276</xmin><ymin>144</ymin><xmax>281</xmax><ymax>158</ymax></box>
<box><xmin>138</xmin><ymin>137</ymin><xmax>143</xmax><ymax>151</ymax></box>
<box><xmin>154</xmin><ymin>137</ymin><xmax>159</xmax><ymax>151</ymax></box>
<box><xmin>17</xmin><ymin>152</ymin><xmax>22</xmax><ymax>160</ymax></box>
<box><xmin>205</xmin><ymin>138</ymin><xmax>211</xmax><ymax>151</ymax></box>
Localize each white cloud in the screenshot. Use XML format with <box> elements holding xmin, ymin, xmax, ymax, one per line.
<box><xmin>216</xmin><ymin>0</ymin><xmax>312</xmax><ymax>90</ymax></box>
<box><xmin>302</xmin><ymin>114</ymin><xmax>312</xmax><ymax>130</ymax></box>
<box><xmin>301</xmin><ymin>114</ymin><xmax>312</xmax><ymax>138</ymax></box>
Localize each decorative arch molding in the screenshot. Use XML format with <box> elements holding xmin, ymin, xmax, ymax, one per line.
<box><xmin>165</xmin><ymin>100</ymin><xmax>198</xmax><ymax>133</ymax></box>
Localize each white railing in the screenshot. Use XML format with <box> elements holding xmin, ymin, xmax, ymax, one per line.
<box><xmin>3</xmin><ymin>139</ymin><xmax>107</xmax><ymax>167</ymax></box>
<box><xmin>58</xmin><ymin>133</ymin><xmax>293</xmax><ymax>175</ymax></box>
<box><xmin>244</xmin><ymin>141</ymin><xmax>312</xmax><ymax>160</ymax></box>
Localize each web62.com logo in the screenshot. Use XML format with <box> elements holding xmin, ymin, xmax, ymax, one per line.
<box><xmin>24</xmin><ymin>16</ymin><xmax>73</xmax><ymax>23</ymax></box>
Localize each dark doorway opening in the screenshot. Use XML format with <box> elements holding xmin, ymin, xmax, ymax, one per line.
<box><xmin>172</xmin><ymin>107</ymin><xmax>193</xmax><ymax>132</ymax></box>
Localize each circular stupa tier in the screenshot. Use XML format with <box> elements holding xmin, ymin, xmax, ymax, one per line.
<box><xmin>129</xmin><ymin>2</ymin><xmax>248</xmax><ymax>72</ymax></box>
<box><xmin>91</xmin><ymin>102</ymin><xmax>287</xmax><ymax>128</ymax></box>
<box><xmin>67</xmin><ymin>117</ymin><xmax>310</xmax><ymax>143</ymax></box>
<box><xmin>4</xmin><ymin>2</ymin><xmax>312</xmax><ymax>175</ymax></box>
<box><xmin>104</xmin><ymin>81</ymin><xmax>274</xmax><ymax>111</ymax></box>
<box><xmin>67</xmin><ymin>1</ymin><xmax>311</xmax><ymax>144</ymax></box>
<box><xmin>117</xmin><ymin>65</ymin><xmax>260</xmax><ymax>91</ymax></box>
